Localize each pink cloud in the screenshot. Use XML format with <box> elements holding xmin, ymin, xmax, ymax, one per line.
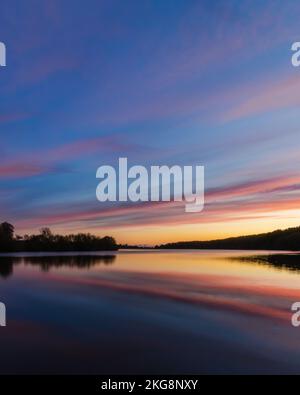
<box><xmin>0</xmin><ymin>135</ymin><xmax>148</xmax><ymax>179</ymax></box>
<box><xmin>206</xmin><ymin>174</ymin><xmax>300</xmax><ymax>201</ymax></box>
<box><xmin>222</xmin><ymin>75</ymin><xmax>300</xmax><ymax>122</ymax></box>
<box><xmin>0</xmin><ymin>112</ymin><xmax>30</xmax><ymax>124</ymax></box>
<box><xmin>12</xmin><ymin>172</ymin><xmax>300</xmax><ymax>232</ymax></box>
<box><xmin>0</xmin><ymin>163</ymin><xmax>52</xmax><ymax>178</ymax></box>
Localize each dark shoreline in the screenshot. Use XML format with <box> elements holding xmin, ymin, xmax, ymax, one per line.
<box><xmin>155</xmin><ymin>226</ymin><xmax>300</xmax><ymax>251</ymax></box>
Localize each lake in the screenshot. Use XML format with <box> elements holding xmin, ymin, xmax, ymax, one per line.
<box><xmin>0</xmin><ymin>249</ymin><xmax>300</xmax><ymax>374</ymax></box>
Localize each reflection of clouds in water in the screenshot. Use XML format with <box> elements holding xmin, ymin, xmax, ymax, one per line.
<box><xmin>1</xmin><ymin>252</ymin><xmax>300</xmax><ymax>325</ymax></box>
<box><xmin>48</xmin><ymin>267</ymin><xmax>300</xmax><ymax>324</ymax></box>
<box><xmin>1</xmin><ymin>251</ymin><xmax>300</xmax><ymax>374</ymax></box>
<box><xmin>0</xmin><ymin>254</ymin><xmax>116</xmax><ymax>278</ymax></box>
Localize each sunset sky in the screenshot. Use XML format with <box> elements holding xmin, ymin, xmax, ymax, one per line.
<box><xmin>1</xmin><ymin>0</ymin><xmax>300</xmax><ymax>244</ymax></box>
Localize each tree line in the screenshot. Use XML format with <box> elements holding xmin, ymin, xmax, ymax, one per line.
<box><xmin>0</xmin><ymin>222</ymin><xmax>118</xmax><ymax>252</ymax></box>
<box><xmin>156</xmin><ymin>226</ymin><xmax>300</xmax><ymax>251</ymax></box>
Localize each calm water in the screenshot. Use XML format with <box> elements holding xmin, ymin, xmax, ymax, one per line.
<box><xmin>0</xmin><ymin>250</ymin><xmax>300</xmax><ymax>374</ymax></box>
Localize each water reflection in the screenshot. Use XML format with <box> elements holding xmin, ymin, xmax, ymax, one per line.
<box><xmin>0</xmin><ymin>254</ymin><xmax>116</xmax><ymax>278</ymax></box>
<box><xmin>1</xmin><ymin>250</ymin><xmax>300</xmax><ymax>374</ymax></box>
<box><xmin>235</xmin><ymin>253</ymin><xmax>300</xmax><ymax>272</ymax></box>
<box><xmin>0</xmin><ymin>257</ymin><xmax>13</xmax><ymax>278</ymax></box>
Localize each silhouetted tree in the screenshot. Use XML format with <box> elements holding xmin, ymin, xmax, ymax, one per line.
<box><xmin>40</xmin><ymin>227</ymin><xmax>53</xmax><ymax>240</ymax></box>
<box><xmin>16</xmin><ymin>227</ymin><xmax>118</xmax><ymax>252</ymax></box>
<box><xmin>0</xmin><ymin>222</ymin><xmax>14</xmax><ymax>241</ymax></box>
<box><xmin>0</xmin><ymin>222</ymin><xmax>14</xmax><ymax>251</ymax></box>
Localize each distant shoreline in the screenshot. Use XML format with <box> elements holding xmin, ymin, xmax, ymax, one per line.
<box><xmin>154</xmin><ymin>226</ymin><xmax>300</xmax><ymax>251</ymax></box>
<box><xmin>0</xmin><ymin>248</ymin><xmax>299</xmax><ymax>255</ymax></box>
<box><xmin>2</xmin><ymin>223</ymin><xmax>300</xmax><ymax>253</ymax></box>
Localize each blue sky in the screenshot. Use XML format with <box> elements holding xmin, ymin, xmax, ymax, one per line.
<box><xmin>1</xmin><ymin>0</ymin><xmax>300</xmax><ymax>244</ymax></box>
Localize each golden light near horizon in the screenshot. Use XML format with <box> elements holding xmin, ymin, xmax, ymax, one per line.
<box><xmin>53</xmin><ymin>208</ymin><xmax>300</xmax><ymax>246</ymax></box>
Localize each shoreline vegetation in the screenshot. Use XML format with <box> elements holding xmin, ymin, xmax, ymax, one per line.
<box><xmin>1</xmin><ymin>222</ymin><xmax>300</xmax><ymax>253</ymax></box>
<box><xmin>0</xmin><ymin>222</ymin><xmax>118</xmax><ymax>252</ymax></box>
<box><xmin>155</xmin><ymin>226</ymin><xmax>300</xmax><ymax>251</ymax></box>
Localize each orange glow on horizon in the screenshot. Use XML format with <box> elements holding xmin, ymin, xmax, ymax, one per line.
<box><xmin>17</xmin><ymin>209</ymin><xmax>300</xmax><ymax>246</ymax></box>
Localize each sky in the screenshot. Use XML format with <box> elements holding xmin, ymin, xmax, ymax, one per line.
<box><xmin>1</xmin><ymin>0</ymin><xmax>300</xmax><ymax>245</ymax></box>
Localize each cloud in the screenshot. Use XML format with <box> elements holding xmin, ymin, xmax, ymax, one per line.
<box><xmin>221</xmin><ymin>75</ymin><xmax>300</xmax><ymax>122</ymax></box>
<box><xmin>0</xmin><ymin>163</ymin><xmax>54</xmax><ymax>178</ymax></box>
<box><xmin>0</xmin><ymin>135</ymin><xmax>148</xmax><ymax>179</ymax></box>
<box><xmin>0</xmin><ymin>112</ymin><xmax>30</xmax><ymax>124</ymax></box>
<box><xmin>9</xmin><ymin>170</ymin><xmax>300</xmax><ymax>234</ymax></box>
